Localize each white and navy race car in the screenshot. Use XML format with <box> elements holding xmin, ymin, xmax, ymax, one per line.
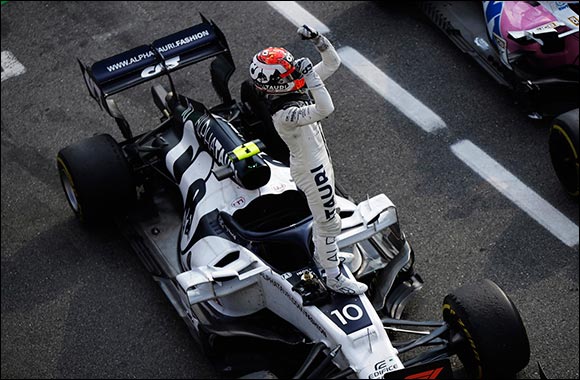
<box><xmin>57</xmin><ymin>15</ymin><xmax>531</xmax><ymax>379</ymax></box>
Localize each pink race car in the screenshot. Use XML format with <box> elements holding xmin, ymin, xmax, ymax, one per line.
<box><xmin>422</xmin><ymin>1</ymin><xmax>579</xmax><ymax>197</ymax></box>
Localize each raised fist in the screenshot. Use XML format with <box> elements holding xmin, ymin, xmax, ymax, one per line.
<box><xmin>297</xmin><ymin>25</ymin><xmax>320</xmax><ymax>40</ymax></box>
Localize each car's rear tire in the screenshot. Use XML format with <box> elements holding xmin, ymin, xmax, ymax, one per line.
<box><xmin>57</xmin><ymin>133</ymin><xmax>135</xmax><ymax>225</ymax></box>
<box><xmin>549</xmin><ymin>108</ymin><xmax>579</xmax><ymax>198</ymax></box>
<box><xmin>443</xmin><ymin>279</ymin><xmax>530</xmax><ymax>379</ymax></box>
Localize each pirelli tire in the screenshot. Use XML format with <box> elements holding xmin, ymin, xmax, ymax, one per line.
<box><xmin>442</xmin><ymin>279</ymin><xmax>530</xmax><ymax>379</ymax></box>
<box><xmin>57</xmin><ymin>133</ymin><xmax>135</xmax><ymax>225</ymax></box>
<box><xmin>549</xmin><ymin>108</ymin><xmax>579</xmax><ymax>198</ymax></box>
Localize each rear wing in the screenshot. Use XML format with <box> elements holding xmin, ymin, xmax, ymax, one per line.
<box><xmin>78</xmin><ymin>14</ymin><xmax>235</xmax><ymax>138</ymax></box>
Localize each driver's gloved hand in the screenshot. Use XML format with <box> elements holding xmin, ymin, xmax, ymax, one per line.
<box><xmin>297</xmin><ymin>25</ymin><xmax>319</xmax><ymax>40</ymax></box>
<box><xmin>297</xmin><ymin>24</ymin><xmax>330</xmax><ymax>52</ymax></box>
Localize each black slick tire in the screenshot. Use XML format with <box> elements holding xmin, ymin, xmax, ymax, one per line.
<box><xmin>549</xmin><ymin>108</ymin><xmax>579</xmax><ymax>198</ymax></box>
<box><xmin>57</xmin><ymin>133</ymin><xmax>135</xmax><ymax>225</ymax></box>
<box><xmin>442</xmin><ymin>279</ymin><xmax>530</xmax><ymax>379</ymax></box>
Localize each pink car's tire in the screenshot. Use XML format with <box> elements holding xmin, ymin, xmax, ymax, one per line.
<box><xmin>549</xmin><ymin>108</ymin><xmax>579</xmax><ymax>198</ymax></box>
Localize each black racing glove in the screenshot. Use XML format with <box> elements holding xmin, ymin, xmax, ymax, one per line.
<box><xmin>297</xmin><ymin>25</ymin><xmax>330</xmax><ymax>52</ymax></box>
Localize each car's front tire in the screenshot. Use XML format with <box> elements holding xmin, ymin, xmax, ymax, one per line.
<box><xmin>57</xmin><ymin>133</ymin><xmax>135</xmax><ymax>225</ymax></box>
<box><xmin>442</xmin><ymin>279</ymin><xmax>530</xmax><ymax>379</ymax></box>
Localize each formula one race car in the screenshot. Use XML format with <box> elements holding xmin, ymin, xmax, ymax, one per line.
<box><xmin>420</xmin><ymin>1</ymin><xmax>579</xmax><ymax>198</ymax></box>
<box><xmin>57</xmin><ymin>15</ymin><xmax>531</xmax><ymax>379</ymax></box>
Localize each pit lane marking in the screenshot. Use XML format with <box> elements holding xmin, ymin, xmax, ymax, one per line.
<box><xmin>268</xmin><ymin>1</ymin><xmax>577</xmax><ymax>247</ymax></box>
<box><xmin>452</xmin><ymin>140</ymin><xmax>579</xmax><ymax>247</ymax></box>
<box><xmin>337</xmin><ymin>47</ymin><xmax>447</xmax><ymax>133</ymax></box>
<box><xmin>1</xmin><ymin>51</ymin><xmax>26</xmax><ymax>82</ymax></box>
<box><xmin>267</xmin><ymin>1</ymin><xmax>330</xmax><ymax>34</ymax></box>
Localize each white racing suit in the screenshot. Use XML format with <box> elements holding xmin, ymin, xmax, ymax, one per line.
<box><xmin>270</xmin><ymin>36</ymin><xmax>366</xmax><ymax>294</ymax></box>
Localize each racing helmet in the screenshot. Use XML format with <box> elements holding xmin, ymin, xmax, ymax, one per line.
<box><xmin>249</xmin><ymin>47</ymin><xmax>305</xmax><ymax>94</ymax></box>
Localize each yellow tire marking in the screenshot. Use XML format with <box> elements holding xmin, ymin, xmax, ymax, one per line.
<box><xmin>443</xmin><ymin>303</ymin><xmax>483</xmax><ymax>379</ymax></box>
<box><xmin>551</xmin><ymin>124</ymin><xmax>579</xmax><ymax>196</ymax></box>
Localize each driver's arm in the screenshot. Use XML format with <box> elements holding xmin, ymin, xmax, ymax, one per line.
<box><xmin>273</xmin><ymin>27</ymin><xmax>339</xmax><ymax>128</ymax></box>
<box><xmin>272</xmin><ymin>58</ymin><xmax>334</xmax><ymax>128</ymax></box>
<box><xmin>312</xmin><ymin>34</ymin><xmax>341</xmax><ymax>81</ymax></box>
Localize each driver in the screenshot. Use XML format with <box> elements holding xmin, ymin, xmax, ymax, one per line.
<box><xmin>249</xmin><ymin>25</ymin><xmax>367</xmax><ymax>295</ymax></box>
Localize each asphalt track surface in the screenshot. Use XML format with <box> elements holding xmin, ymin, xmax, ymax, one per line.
<box><xmin>1</xmin><ymin>1</ymin><xmax>578</xmax><ymax>379</ymax></box>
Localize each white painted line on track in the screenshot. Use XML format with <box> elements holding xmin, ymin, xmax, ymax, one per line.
<box><xmin>338</xmin><ymin>47</ymin><xmax>447</xmax><ymax>133</ymax></box>
<box><xmin>452</xmin><ymin>140</ymin><xmax>579</xmax><ymax>247</ymax></box>
<box><xmin>1</xmin><ymin>51</ymin><xmax>26</xmax><ymax>82</ymax></box>
<box><xmin>267</xmin><ymin>1</ymin><xmax>330</xmax><ymax>34</ymax></box>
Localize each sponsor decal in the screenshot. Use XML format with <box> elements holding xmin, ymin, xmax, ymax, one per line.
<box><xmin>271</xmin><ymin>182</ymin><xmax>286</xmax><ymax>192</ymax></box>
<box><xmin>286</xmin><ymin>107</ymin><xmax>310</xmax><ymax>123</ymax></box>
<box><xmin>231</xmin><ymin>197</ymin><xmax>246</xmax><ymax>208</ymax></box>
<box><xmin>141</xmin><ymin>56</ymin><xmax>180</xmax><ymax>78</ymax></box>
<box><xmin>195</xmin><ymin>114</ymin><xmax>230</xmax><ymax>166</ymax></box>
<box><xmin>403</xmin><ymin>367</ymin><xmax>444</xmax><ymax>379</ymax></box>
<box><xmin>156</xmin><ymin>30</ymin><xmax>210</xmax><ymax>53</ymax></box>
<box><xmin>106</xmin><ymin>51</ymin><xmax>155</xmax><ymax>72</ymax></box>
<box><xmin>181</xmin><ymin>107</ymin><xmax>195</xmax><ymax>122</ymax></box>
<box><xmin>105</xmin><ymin>29</ymin><xmax>210</xmax><ymax>73</ymax></box>
<box><xmin>569</xmin><ymin>15</ymin><xmax>579</xmax><ymax>27</ymax></box>
<box><xmin>310</xmin><ymin>164</ymin><xmax>336</xmax><ymax>220</ymax></box>
<box><xmin>261</xmin><ymin>273</ymin><xmax>327</xmax><ymax>337</ymax></box>
<box><xmin>369</xmin><ymin>358</ymin><xmax>399</xmax><ymax>379</ymax></box>
<box><xmin>281</xmin><ymin>268</ymin><xmax>311</xmax><ymax>281</ymax></box>
<box><xmin>261</xmin><ymin>83</ymin><xmax>291</xmax><ymax>92</ymax></box>
<box><xmin>534</xmin><ymin>21</ymin><xmax>560</xmax><ymax>32</ymax></box>
<box><xmin>555</xmin><ymin>2</ymin><xmax>569</xmax><ymax>11</ymax></box>
<box><xmin>384</xmin><ymin>359</ymin><xmax>452</xmax><ymax>379</ymax></box>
